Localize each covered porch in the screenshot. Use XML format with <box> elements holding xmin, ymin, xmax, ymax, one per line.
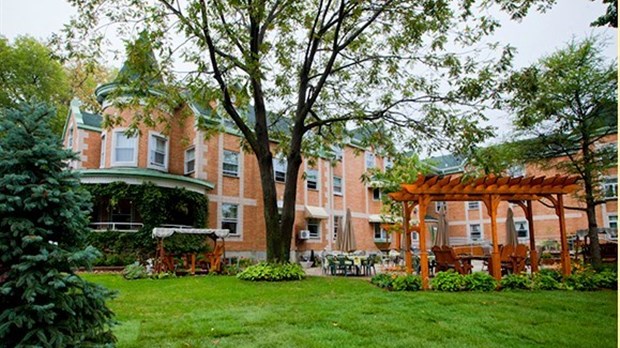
<box><xmin>389</xmin><ymin>174</ymin><xmax>580</xmax><ymax>289</ymax></box>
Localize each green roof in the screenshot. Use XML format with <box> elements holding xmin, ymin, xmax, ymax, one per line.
<box><xmin>81</xmin><ymin>111</ymin><xmax>103</xmax><ymax>128</ymax></box>
<box><xmin>78</xmin><ymin>168</ymin><xmax>214</xmax><ymax>193</ymax></box>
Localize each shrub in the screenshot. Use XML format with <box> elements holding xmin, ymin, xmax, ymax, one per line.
<box><xmin>538</xmin><ymin>268</ymin><xmax>562</xmax><ymax>282</ymax></box>
<box><xmin>0</xmin><ymin>103</ymin><xmax>115</xmax><ymax>346</ymax></box>
<box><xmin>565</xmin><ymin>271</ymin><xmax>598</xmax><ymax>291</ymax></box>
<box><xmin>122</xmin><ymin>263</ymin><xmax>149</xmax><ymax>280</ymax></box>
<box><xmin>463</xmin><ymin>272</ymin><xmax>498</xmax><ymax>291</ymax></box>
<box><xmin>431</xmin><ymin>271</ymin><xmax>465</xmax><ymax>292</ymax></box>
<box><xmin>237</xmin><ymin>262</ymin><xmax>305</xmax><ymax>281</ymax></box>
<box><xmin>392</xmin><ymin>275</ymin><xmax>423</xmax><ymax>291</ymax></box>
<box><xmin>532</xmin><ymin>272</ymin><xmax>562</xmax><ymax>290</ymax></box>
<box><xmin>370</xmin><ymin>273</ymin><xmax>394</xmax><ymax>289</ymax></box>
<box><xmin>594</xmin><ymin>270</ymin><xmax>617</xmax><ymax>290</ymax></box>
<box><xmin>500</xmin><ymin>274</ymin><xmax>532</xmax><ymax>290</ymax></box>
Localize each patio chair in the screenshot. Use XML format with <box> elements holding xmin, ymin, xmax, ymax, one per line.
<box><xmin>336</xmin><ymin>256</ymin><xmax>353</xmax><ymax>276</ymax></box>
<box><xmin>323</xmin><ymin>255</ymin><xmax>337</xmax><ymax>275</ymax></box>
<box><xmin>363</xmin><ymin>254</ymin><xmax>377</xmax><ymax>276</ymax></box>
<box><xmin>499</xmin><ymin>244</ymin><xmax>515</xmax><ymax>275</ymax></box>
<box><xmin>443</xmin><ymin>246</ymin><xmax>473</xmax><ymax>275</ymax></box>
<box><xmin>432</xmin><ymin>246</ymin><xmax>450</xmax><ymax>272</ymax></box>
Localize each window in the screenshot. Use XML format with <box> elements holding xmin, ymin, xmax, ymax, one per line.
<box><xmin>608</xmin><ymin>215</ymin><xmax>618</xmax><ymax>229</ymax></box>
<box><xmin>149</xmin><ymin>133</ymin><xmax>168</xmax><ymax>169</ymax></box>
<box><xmin>223</xmin><ymin>150</ymin><xmax>239</xmax><ymax>176</ymax></box>
<box><xmin>365</xmin><ymin>152</ymin><xmax>376</xmax><ymax>169</ymax></box>
<box><xmin>221</xmin><ymin>203</ymin><xmax>239</xmax><ymax>235</ymax></box>
<box><xmin>333</xmin><ymin>215</ymin><xmax>342</xmax><ymax>242</ymax></box>
<box><xmin>602</xmin><ymin>177</ymin><xmax>617</xmax><ymax>199</ymax></box>
<box><xmin>306</xmin><ymin>169</ymin><xmax>318</xmax><ymax>190</ymax></box>
<box><xmin>468</xmin><ymin>201</ymin><xmax>479</xmax><ymax>210</ymax></box>
<box><xmin>372</xmin><ymin>188</ymin><xmax>381</xmax><ymax>201</ymax></box>
<box><xmin>307</xmin><ymin>219</ymin><xmax>320</xmax><ymax>239</ymax></box>
<box><xmin>333</xmin><ymin>176</ymin><xmax>343</xmax><ymax>195</ymax></box>
<box><xmin>113</xmin><ymin>130</ymin><xmax>138</xmax><ymax>166</ymax></box>
<box><xmin>100</xmin><ymin>134</ymin><xmax>106</xmax><ymax>168</ymax></box>
<box><xmin>515</xmin><ymin>221</ymin><xmax>529</xmax><ymax>239</ymax></box>
<box><xmin>67</xmin><ymin>127</ymin><xmax>74</xmax><ymax>148</ymax></box>
<box><xmin>332</xmin><ymin>146</ymin><xmax>343</xmax><ymax>161</ymax></box>
<box><xmin>373</xmin><ymin>223</ymin><xmax>389</xmax><ymax>242</ymax></box>
<box><xmin>507</xmin><ymin>164</ymin><xmax>525</xmax><ymax>177</ymax></box>
<box><xmin>469</xmin><ymin>224</ymin><xmax>482</xmax><ymax>241</ymax></box>
<box><xmin>435</xmin><ymin>201</ymin><xmax>447</xmax><ymax>213</ymax></box>
<box><xmin>274</xmin><ymin>158</ymin><xmax>287</xmax><ymax>182</ymax></box>
<box><xmin>185</xmin><ymin>147</ymin><xmax>196</xmax><ymax>174</ymax></box>
<box><xmin>384</xmin><ymin>157</ymin><xmax>393</xmax><ymax>170</ymax></box>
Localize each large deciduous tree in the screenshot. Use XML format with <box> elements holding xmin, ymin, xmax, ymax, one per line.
<box><xmin>503</xmin><ymin>37</ymin><xmax>617</xmax><ymax>269</ymax></box>
<box><xmin>60</xmin><ymin>0</ymin><xmax>552</xmax><ymax>262</ymax></box>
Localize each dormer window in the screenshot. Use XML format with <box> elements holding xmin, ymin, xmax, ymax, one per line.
<box><xmin>365</xmin><ymin>151</ymin><xmax>376</xmax><ymax>170</ymax></box>
<box><xmin>148</xmin><ymin>132</ymin><xmax>169</xmax><ymax>171</ymax></box>
<box><xmin>112</xmin><ymin>130</ymin><xmax>138</xmax><ymax>167</ymax></box>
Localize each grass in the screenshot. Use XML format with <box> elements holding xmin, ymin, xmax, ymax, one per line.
<box><xmin>85</xmin><ymin>274</ymin><xmax>617</xmax><ymax>348</ymax></box>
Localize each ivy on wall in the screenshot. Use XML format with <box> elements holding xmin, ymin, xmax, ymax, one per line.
<box><xmin>84</xmin><ymin>182</ymin><xmax>209</xmax><ymax>265</ymax></box>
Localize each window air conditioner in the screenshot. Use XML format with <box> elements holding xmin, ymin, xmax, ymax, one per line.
<box><xmin>299</xmin><ymin>230</ymin><xmax>310</xmax><ymax>240</ymax></box>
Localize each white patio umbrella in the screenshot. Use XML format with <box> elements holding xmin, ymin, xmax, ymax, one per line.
<box><xmin>506</xmin><ymin>208</ymin><xmax>519</xmax><ymax>246</ymax></box>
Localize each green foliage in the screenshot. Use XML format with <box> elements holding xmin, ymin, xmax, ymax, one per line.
<box><xmin>0</xmin><ymin>103</ymin><xmax>115</xmax><ymax>346</ymax></box>
<box><xmin>431</xmin><ymin>271</ymin><xmax>465</xmax><ymax>292</ymax></box>
<box><xmin>123</xmin><ymin>263</ymin><xmax>149</xmax><ymax>280</ymax></box>
<box><xmin>500</xmin><ymin>273</ymin><xmax>533</xmax><ymax>290</ymax></box>
<box><xmin>85</xmin><ymin>182</ymin><xmax>208</xmax><ymax>263</ymax></box>
<box><xmin>532</xmin><ymin>272</ymin><xmax>563</xmax><ymax>291</ymax></box>
<box><xmin>594</xmin><ymin>270</ymin><xmax>618</xmax><ymax>290</ymax></box>
<box><xmin>392</xmin><ymin>274</ymin><xmax>423</xmax><ymax>292</ymax></box>
<box><xmin>591</xmin><ymin>0</ymin><xmax>617</xmax><ymax>27</ymax></box>
<box><xmin>370</xmin><ymin>273</ymin><xmax>395</xmax><ymax>289</ymax></box>
<box><xmin>565</xmin><ymin>271</ymin><xmax>599</xmax><ymax>291</ymax></box>
<box><xmin>462</xmin><ymin>272</ymin><xmax>498</xmax><ymax>291</ymax></box>
<box><xmin>237</xmin><ymin>262</ymin><xmax>305</xmax><ymax>282</ymax></box>
<box><xmin>538</xmin><ymin>269</ymin><xmax>563</xmax><ymax>282</ymax></box>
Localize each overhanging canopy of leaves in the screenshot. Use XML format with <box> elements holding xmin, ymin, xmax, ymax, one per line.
<box><xmin>503</xmin><ymin>36</ymin><xmax>617</xmax><ymax>202</ymax></box>
<box><xmin>59</xmin><ymin>0</ymin><xmax>553</xmax><ymax>157</ymax></box>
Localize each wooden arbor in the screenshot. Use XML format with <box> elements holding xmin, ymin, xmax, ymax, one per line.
<box><xmin>388</xmin><ymin>174</ymin><xmax>580</xmax><ymax>289</ymax></box>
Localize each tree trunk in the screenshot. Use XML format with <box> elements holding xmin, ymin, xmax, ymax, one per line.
<box><xmin>585</xmin><ymin>195</ymin><xmax>602</xmax><ymax>270</ymax></box>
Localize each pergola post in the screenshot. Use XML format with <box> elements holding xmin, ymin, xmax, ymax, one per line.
<box><xmin>485</xmin><ymin>194</ymin><xmax>502</xmax><ymax>280</ymax></box>
<box><xmin>418</xmin><ymin>196</ymin><xmax>430</xmax><ymax>290</ymax></box>
<box><xmin>557</xmin><ymin>194</ymin><xmax>571</xmax><ymax>276</ymax></box>
<box><xmin>526</xmin><ymin>200</ymin><xmax>539</xmax><ymax>273</ymax></box>
<box><xmin>403</xmin><ymin>202</ymin><xmax>413</xmax><ymax>275</ymax></box>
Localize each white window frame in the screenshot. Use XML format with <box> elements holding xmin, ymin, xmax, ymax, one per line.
<box><xmin>607</xmin><ymin>214</ymin><xmax>617</xmax><ymax>229</ymax></box>
<box><xmin>111</xmin><ymin>129</ymin><xmax>139</xmax><ymax>167</ymax></box>
<box><xmin>467</xmin><ymin>201</ymin><xmax>479</xmax><ymax>210</ymax></box>
<box><xmin>333</xmin><ymin>176</ymin><xmax>343</xmax><ymax>195</ymax></box>
<box><xmin>365</xmin><ymin>151</ymin><xmax>376</xmax><ymax>170</ymax></box>
<box><xmin>514</xmin><ymin>220</ymin><xmax>529</xmax><ymax>239</ymax></box>
<box><xmin>221</xmin><ymin>203</ymin><xmax>239</xmax><ymax>236</ymax></box>
<box><xmin>67</xmin><ymin>125</ymin><xmax>74</xmax><ymax>149</ymax></box>
<box><xmin>306</xmin><ymin>169</ymin><xmax>319</xmax><ymax>190</ymax></box>
<box><xmin>384</xmin><ymin>157</ymin><xmax>393</xmax><ymax>170</ymax></box>
<box><xmin>435</xmin><ymin>201</ymin><xmax>447</xmax><ymax>213</ymax></box>
<box><xmin>274</xmin><ymin>157</ymin><xmax>287</xmax><ymax>183</ymax></box>
<box><xmin>307</xmin><ymin>218</ymin><xmax>321</xmax><ymax>239</ymax></box>
<box><xmin>469</xmin><ymin>223</ymin><xmax>482</xmax><ymax>242</ymax></box>
<box><xmin>184</xmin><ymin>146</ymin><xmax>196</xmax><ymax>175</ymax></box>
<box><xmin>333</xmin><ymin>215</ymin><xmax>342</xmax><ymax>242</ymax></box>
<box><xmin>100</xmin><ymin>133</ymin><xmax>106</xmax><ymax>168</ymax></box>
<box><xmin>602</xmin><ymin>176</ymin><xmax>617</xmax><ymax>199</ymax></box>
<box><xmin>372</xmin><ymin>188</ymin><xmax>381</xmax><ymax>201</ymax></box>
<box><xmin>373</xmin><ymin>223</ymin><xmax>389</xmax><ymax>242</ymax></box>
<box><xmin>223</xmin><ymin>150</ymin><xmax>239</xmax><ymax>177</ymax></box>
<box><xmin>148</xmin><ymin>131</ymin><xmax>169</xmax><ymax>171</ymax></box>
<box><xmin>507</xmin><ymin>164</ymin><xmax>525</xmax><ymax>177</ymax></box>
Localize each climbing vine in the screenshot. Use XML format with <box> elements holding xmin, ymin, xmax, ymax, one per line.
<box><xmin>84</xmin><ymin>182</ymin><xmax>209</xmax><ymax>265</ymax></box>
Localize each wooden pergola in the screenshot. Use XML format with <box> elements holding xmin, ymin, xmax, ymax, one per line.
<box><xmin>388</xmin><ymin>174</ymin><xmax>580</xmax><ymax>290</ymax></box>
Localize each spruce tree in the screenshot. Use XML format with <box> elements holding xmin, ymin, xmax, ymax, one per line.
<box><xmin>0</xmin><ymin>103</ymin><xmax>116</xmax><ymax>346</ymax></box>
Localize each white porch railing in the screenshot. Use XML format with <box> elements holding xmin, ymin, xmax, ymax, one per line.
<box><xmin>89</xmin><ymin>222</ymin><xmax>143</xmax><ymax>232</ymax></box>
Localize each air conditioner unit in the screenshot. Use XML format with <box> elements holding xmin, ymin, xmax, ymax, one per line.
<box><xmin>299</xmin><ymin>230</ymin><xmax>310</xmax><ymax>240</ymax></box>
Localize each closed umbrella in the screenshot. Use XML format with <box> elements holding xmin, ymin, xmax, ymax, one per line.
<box><xmin>336</xmin><ymin>208</ymin><xmax>356</xmax><ymax>252</ymax></box>
<box><xmin>433</xmin><ymin>206</ymin><xmax>450</xmax><ymax>247</ymax></box>
<box><xmin>506</xmin><ymin>208</ymin><xmax>518</xmax><ymax>246</ymax></box>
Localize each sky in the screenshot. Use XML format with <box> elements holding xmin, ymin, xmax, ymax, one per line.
<box><xmin>0</xmin><ymin>0</ymin><xmax>617</xmax><ymax>151</ymax></box>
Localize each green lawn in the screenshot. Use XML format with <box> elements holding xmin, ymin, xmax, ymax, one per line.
<box><xmin>85</xmin><ymin>274</ymin><xmax>617</xmax><ymax>348</ymax></box>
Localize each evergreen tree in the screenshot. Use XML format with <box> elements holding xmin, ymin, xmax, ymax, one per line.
<box><xmin>0</xmin><ymin>103</ymin><xmax>116</xmax><ymax>346</ymax></box>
